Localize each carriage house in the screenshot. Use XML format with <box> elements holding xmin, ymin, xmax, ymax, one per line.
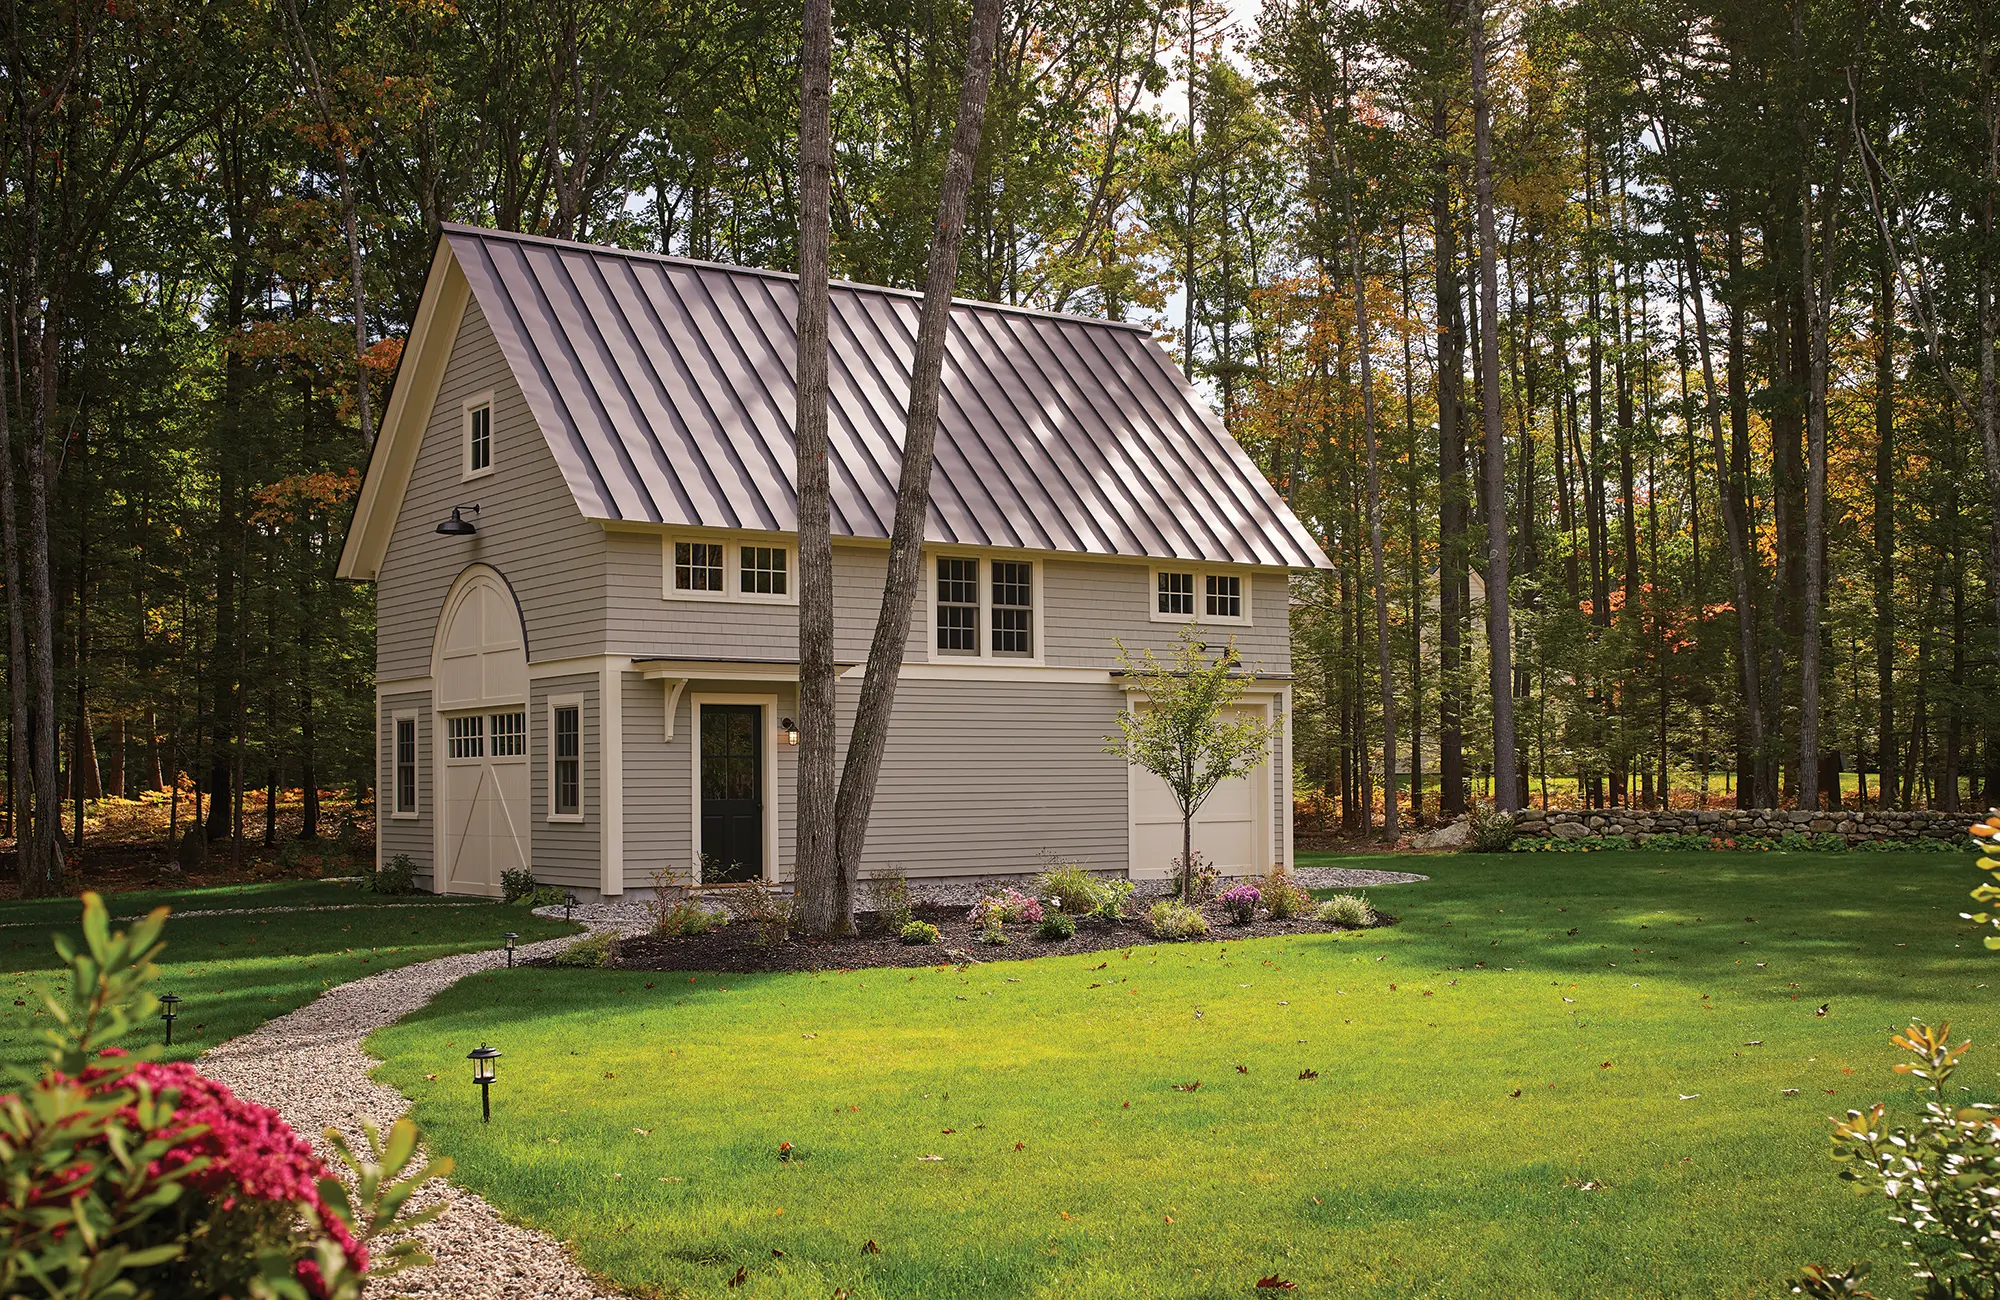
<box><xmin>336</xmin><ymin>225</ymin><xmax>1330</xmax><ymax>898</ymax></box>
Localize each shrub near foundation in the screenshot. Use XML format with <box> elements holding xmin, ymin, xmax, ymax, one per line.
<box><xmin>1144</xmin><ymin>899</ymin><xmax>1209</xmax><ymax>940</ymax></box>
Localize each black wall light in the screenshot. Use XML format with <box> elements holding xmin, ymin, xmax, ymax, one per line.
<box><xmin>436</xmin><ymin>504</ymin><xmax>480</xmax><ymax>536</ymax></box>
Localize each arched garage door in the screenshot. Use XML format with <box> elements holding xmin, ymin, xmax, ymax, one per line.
<box><xmin>433</xmin><ymin>568</ymin><xmax>529</xmax><ymax>897</ymax></box>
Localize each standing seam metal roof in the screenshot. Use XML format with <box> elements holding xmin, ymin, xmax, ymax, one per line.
<box><xmin>444</xmin><ymin>223</ymin><xmax>1331</xmax><ymax>570</ymax></box>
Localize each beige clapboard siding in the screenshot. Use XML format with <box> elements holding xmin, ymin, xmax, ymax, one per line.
<box><xmin>378</xmin><ymin>692</ymin><xmax>433</xmax><ymax>883</ymax></box>
<box><xmin>1041</xmin><ymin>561</ymin><xmax>1291</xmax><ymax>671</ymax></box>
<box><xmin>528</xmin><ymin>673</ymin><xmax>599</xmax><ymax>889</ymax></box>
<box><xmin>833</xmin><ymin>677</ymin><xmax>1129</xmax><ymax>877</ymax></box>
<box><xmin>374</xmin><ymin>298</ymin><xmax>606</xmax><ymax>682</ymax></box>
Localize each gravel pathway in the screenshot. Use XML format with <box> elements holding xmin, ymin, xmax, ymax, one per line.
<box><xmin>1290</xmin><ymin>865</ymin><xmax>1429</xmax><ymax>889</ymax></box>
<box><xmin>201</xmin><ymin>918</ymin><xmax>648</xmax><ymax>1300</ymax></box>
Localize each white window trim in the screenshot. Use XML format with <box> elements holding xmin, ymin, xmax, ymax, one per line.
<box><xmin>662</xmin><ymin>535</ymin><xmax>799</xmax><ymax>606</ymax></box>
<box><xmin>461</xmin><ymin>391</ymin><xmax>495</xmax><ymax>482</ymax></box>
<box><xmin>925</xmin><ymin>550</ymin><xmax>1043</xmax><ymax>665</ymax></box>
<box><xmin>1148</xmin><ymin>564</ymin><xmax>1252</xmax><ymax>625</ymax></box>
<box><xmin>390</xmin><ymin>711</ymin><xmax>419</xmax><ymax>819</ymax></box>
<box><xmin>547</xmin><ymin>695</ymin><xmax>585</xmax><ymax>823</ymax></box>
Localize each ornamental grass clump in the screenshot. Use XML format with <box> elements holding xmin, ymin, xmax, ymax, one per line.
<box><xmin>1219</xmin><ymin>884</ymin><xmax>1261</xmax><ymax>925</ymax></box>
<box><xmin>0</xmin><ymin>894</ymin><xmax>449</xmax><ymax>1300</ymax></box>
<box><xmin>1145</xmin><ymin>900</ymin><xmax>1209</xmax><ymax>941</ymax></box>
<box><xmin>1315</xmin><ymin>893</ymin><xmax>1375</xmax><ymax>928</ymax></box>
<box><xmin>1036</xmin><ymin>864</ymin><xmax>1101</xmax><ymax>915</ymax></box>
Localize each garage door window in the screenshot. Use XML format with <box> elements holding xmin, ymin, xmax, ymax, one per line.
<box><xmin>447</xmin><ymin>715</ymin><xmax>484</xmax><ymax>759</ymax></box>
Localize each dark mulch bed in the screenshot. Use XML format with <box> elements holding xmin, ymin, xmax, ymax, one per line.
<box><xmin>595</xmin><ymin>901</ymin><xmax>1394</xmax><ymax>975</ymax></box>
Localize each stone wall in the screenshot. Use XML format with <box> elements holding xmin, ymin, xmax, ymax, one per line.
<box><xmin>1513</xmin><ymin>807</ymin><xmax>1973</xmax><ymax>845</ymax></box>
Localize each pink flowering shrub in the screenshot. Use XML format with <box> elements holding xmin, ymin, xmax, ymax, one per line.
<box><xmin>1219</xmin><ymin>883</ymin><xmax>1261</xmax><ymax>924</ymax></box>
<box><xmin>2</xmin><ymin>894</ymin><xmax>450</xmax><ymax>1300</ymax></box>
<box><xmin>75</xmin><ymin>1052</ymin><xmax>366</xmax><ymax>1296</ymax></box>
<box><xmin>967</xmin><ymin>888</ymin><xmax>1044</xmax><ymax>927</ymax></box>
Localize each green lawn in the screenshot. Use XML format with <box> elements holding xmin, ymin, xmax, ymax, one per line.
<box><xmin>1</xmin><ymin>883</ymin><xmax>576</xmax><ymax>1076</ymax></box>
<box><xmin>366</xmin><ymin>851</ymin><xmax>1997</xmax><ymax>1300</ymax></box>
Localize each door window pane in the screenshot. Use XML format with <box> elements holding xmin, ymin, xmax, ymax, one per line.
<box><xmin>490</xmin><ymin>711</ymin><xmax>526</xmax><ymax>757</ymax></box>
<box><xmin>992</xmin><ymin>560</ymin><xmax>1032</xmax><ymax>656</ymax></box>
<box><xmin>936</xmin><ymin>557</ymin><xmax>978</xmax><ymax>653</ymax></box>
<box><xmin>447</xmin><ymin>714</ymin><xmax>483</xmax><ymax>759</ymax></box>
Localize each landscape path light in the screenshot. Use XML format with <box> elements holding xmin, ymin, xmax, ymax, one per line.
<box><xmin>504</xmin><ymin>931</ymin><xmax>519</xmax><ymax>967</ymax></box>
<box><xmin>564</xmin><ymin>892</ymin><xmax>577</xmax><ymax>921</ymax></box>
<box><xmin>158</xmin><ymin>992</ymin><xmax>181</xmax><ymax>1045</ymax></box>
<box><xmin>468</xmin><ymin>1044</ymin><xmax>502</xmax><ymax>1122</ymax></box>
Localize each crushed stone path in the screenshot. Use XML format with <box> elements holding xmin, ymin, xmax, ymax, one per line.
<box><xmin>0</xmin><ymin>900</ymin><xmax>491</xmax><ymax>930</ymax></box>
<box><xmin>201</xmin><ymin>913</ymin><xmax>648</xmax><ymax>1299</ymax></box>
<box><xmin>1290</xmin><ymin>865</ymin><xmax>1429</xmax><ymax>889</ymax></box>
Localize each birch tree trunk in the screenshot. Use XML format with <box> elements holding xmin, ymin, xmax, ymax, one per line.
<box><xmin>831</xmin><ymin>0</ymin><xmax>1007</xmax><ymax>920</ymax></box>
<box><xmin>791</xmin><ymin>0</ymin><xmax>840</xmax><ymax>937</ymax></box>
<box><xmin>1469</xmin><ymin>0</ymin><xmax>1518</xmax><ymax>810</ymax></box>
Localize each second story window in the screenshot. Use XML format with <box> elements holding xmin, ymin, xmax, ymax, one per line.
<box><xmin>1206</xmin><ymin>574</ymin><xmax>1243</xmax><ymax>619</ymax></box>
<box><xmin>1157</xmin><ymin>570</ymin><xmax>1195</xmax><ymax>616</ymax></box>
<box><xmin>991</xmin><ymin>561</ymin><xmax>1033</xmax><ymax>656</ymax></box>
<box><xmin>674</xmin><ymin>541</ymin><xmax>725</xmax><ymax>592</ymax></box>
<box><xmin>740</xmin><ymin>545</ymin><xmax>788</xmax><ymax>596</ymax></box>
<box><xmin>936</xmin><ymin>557</ymin><xmax>979</xmax><ymax>654</ymax></box>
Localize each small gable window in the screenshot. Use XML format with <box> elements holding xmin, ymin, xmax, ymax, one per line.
<box><xmin>463</xmin><ymin>395</ymin><xmax>494</xmax><ymax>479</ymax></box>
<box><xmin>1151</xmin><ymin>566</ymin><xmax>1250</xmax><ymax>625</ymax></box>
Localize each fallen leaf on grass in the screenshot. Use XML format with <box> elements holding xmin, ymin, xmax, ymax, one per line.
<box><xmin>1256</xmin><ymin>1275</ymin><xmax>1298</xmax><ymax>1290</ymax></box>
<box><xmin>1014</xmin><ymin>1142</ymin><xmax>1025</xmax><ymax>1151</ymax></box>
<box><xmin>917</xmin><ymin>1155</ymin><xmax>944</xmax><ymax>1162</ymax></box>
<box><xmin>1600</xmin><ymin>1061</ymin><xmax>1613</xmax><ymax>1069</ymax></box>
<box><xmin>771</xmin><ymin>1248</ymin><xmax>784</xmax><ymax>1258</ymax></box>
<box><xmin>1816</xmin><ymin>1004</ymin><xmax>1830</xmax><ymax>1017</ymax></box>
<box><xmin>726</xmin><ymin>1265</ymin><xmax>747</xmax><ymax>1288</ymax></box>
<box><xmin>941</xmin><ymin>1128</ymin><xmax>955</xmax><ymax>1135</ymax></box>
<box><xmin>1172</xmin><ymin>1081</ymin><xmax>1202</xmax><ymax>1092</ymax></box>
<box><xmin>1781</xmin><ymin>1088</ymin><xmax>1801</xmax><ymax>1097</ymax></box>
<box><xmin>1678</xmin><ymin>1094</ymin><xmax>1701</xmax><ymax>1101</ymax></box>
<box><xmin>862</xmin><ymin>1240</ymin><xmax>881</xmax><ymax>1255</ymax></box>
<box><xmin>1237</xmin><ymin>1065</ymin><xmax>1249</xmax><ymax>1074</ymax></box>
<box><xmin>1163</xmin><ymin>1214</ymin><xmax>1175</xmax><ymax>1224</ymax></box>
<box><xmin>660</xmin><ymin>1176</ymin><xmax>682</xmax><ymax>1182</ymax></box>
<box><xmin>423</xmin><ymin>1073</ymin><xmax>438</xmax><ymax>1082</ymax></box>
<box><xmin>1060</xmin><ymin>1211</ymin><xmax>1073</xmax><ymax>1220</ymax></box>
<box><xmin>1298</xmin><ymin>1068</ymin><xmax>1319</xmax><ymax>1081</ymax></box>
<box><xmin>1510</xmin><ymin>1089</ymin><xmax>1522</xmax><ymax>1098</ymax></box>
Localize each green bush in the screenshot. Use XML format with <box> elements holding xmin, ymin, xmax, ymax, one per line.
<box><xmin>1646</xmin><ymin>832</ymin><xmax>1713</xmax><ymax>852</ymax></box>
<box><xmin>549</xmin><ymin>931</ymin><xmax>619</xmax><ymax>968</ymax></box>
<box><xmin>899</xmin><ymin>920</ymin><xmax>942</xmax><ymax>946</ymax></box>
<box><xmin>1469</xmin><ymin>803</ymin><xmax>1518</xmax><ymax>852</ymax></box>
<box><xmin>1145</xmin><ymin>899</ymin><xmax>1209</xmax><ymax>940</ymax></box>
<box><xmin>872</xmin><ymin>868</ymin><xmax>914</xmax><ymax>931</ymax></box>
<box><xmin>1089</xmin><ymin>878</ymin><xmax>1136</xmax><ymax>922</ymax></box>
<box><xmin>364</xmin><ymin>853</ymin><xmax>420</xmax><ymax>895</ymax></box>
<box><xmin>740</xmin><ymin>881</ymin><xmax>792</xmax><ymax>948</ymax></box>
<box><xmin>1315</xmin><ymin>894</ymin><xmax>1375</xmax><ymax>927</ymax></box>
<box><xmin>1808</xmin><ymin>832</ymin><xmax>1847</xmax><ymax>852</ymax></box>
<box><xmin>1036</xmin><ymin>912</ymin><xmax>1077</xmax><ymax>941</ymax></box>
<box><xmin>650</xmin><ymin>900</ymin><xmax>725</xmax><ymax>938</ymax></box>
<box><xmin>976</xmin><ymin>922</ymin><xmax>1009</xmax><ymax>946</ymax></box>
<box><xmin>1038</xmin><ymin>863</ymin><xmax>1102</xmax><ymax>915</ymax></box>
<box><xmin>500</xmin><ymin>869</ymin><xmax>539</xmax><ymax>903</ymax></box>
<box><xmin>1817</xmin><ymin>1022</ymin><xmax>2000</xmax><ymax>1298</ymax></box>
<box><xmin>1259</xmin><ymin>867</ymin><xmax>1311</xmax><ymax>920</ymax></box>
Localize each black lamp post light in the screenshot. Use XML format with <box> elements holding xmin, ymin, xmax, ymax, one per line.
<box><xmin>435</xmin><ymin>503</ymin><xmax>480</xmax><ymax>536</ymax></box>
<box><xmin>158</xmin><ymin>993</ymin><xmax>181</xmax><ymax>1045</ymax></box>
<box><xmin>468</xmin><ymin>1044</ymin><xmax>501</xmax><ymax>1122</ymax></box>
<box><xmin>564</xmin><ymin>892</ymin><xmax>577</xmax><ymax>921</ymax></box>
<box><xmin>503</xmin><ymin>931</ymin><xmax>519</xmax><ymax>967</ymax></box>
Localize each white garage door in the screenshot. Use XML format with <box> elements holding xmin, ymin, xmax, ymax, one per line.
<box><xmin>433</xmin><ymin>570</ymin><xmax>529</xmax><ymax>897</ymax></box>
<box><xmin>1129</xmin><ymin>702</ymin><xmax>1270</xmax><ymax>880</ymax></box>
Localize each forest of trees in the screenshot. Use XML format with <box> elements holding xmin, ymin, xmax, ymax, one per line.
<box><xmin>2</xmin><ymin>0</ymin><xmax>1997</xmax><ymax>893</ymax></box>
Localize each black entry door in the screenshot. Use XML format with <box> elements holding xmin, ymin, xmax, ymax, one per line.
<box><xmin>700</xmin><ymin>705</ymin><xmax>763</xmax><ymax>883</ymax></box>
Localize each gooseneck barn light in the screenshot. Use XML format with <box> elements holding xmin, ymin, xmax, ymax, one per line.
<box><xmin>468</xmin><ymin>1044</ymin><xmax>502</xmax><ymax>1122</ymax></box>
<box><xmin>435</xmin><ymin>504</ymin><xmax>480</xmax><ymax>536</ymax></box>
<box><xmin>158</xmin><ymin>993</ymin><xmax>182</xmax><ymax>1045</ymax></box>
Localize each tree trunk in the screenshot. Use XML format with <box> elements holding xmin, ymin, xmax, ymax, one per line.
<box><xmin>1346</xmin><ymin>182</ymin><xmax>1396</xmax><ymax>836</ymax></box>
<box><xmin>1434</xmin><ymin>81</ymin><xmax>1467</xmax><ymax>817</ymax></box>
<box><xmin>1873</xmin><ymin>256</ymin><xmax>1897</xmax><ymax>808</ymax></box>
<box><xmin>830</xmin><ymin>0</ymin><xmax>1006</xmax><ymax>922</ymax></box>
<box><xmin>791</xmin><ymin>0</ymin><xmax>841</xmax><ymax>936</ymax></box>
<box><xmin>1469</xmin><ymin>0</ymin><xmax>1517</xmax><ymax>810</ymax></box>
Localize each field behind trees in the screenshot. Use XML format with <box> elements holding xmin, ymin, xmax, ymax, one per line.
<box><xmin>3</xmin><ymin>0</ymin><xmax>1997</xmax><ymax>890</ymax></box>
